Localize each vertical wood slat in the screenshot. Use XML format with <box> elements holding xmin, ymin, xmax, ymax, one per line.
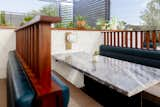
<box><xmin>38</xmin><ymin>23</ymin><xmax>51</xmax><ymax>86</ymax></box>
<box><xmin>135</xmin><ymin>31</ymin><xmax>138</xmax><ymax>48</ymax></box>
<box><xmin>117</xmin><ymin>32</ymin><xmax>120</xmax><ymax>47</ymax></box>
<box><xmin>121</xmin><ymin>32</ymin><xmax>124</xmax><ymax>47</ymax></box>
<box><xmin>146</xmin><ymin>31</ymin><xmax>150</xmax><ymax>49</ymax></box>
<box><xmin>114</xmin><ymin>32</ymin><xmax>116</xmax><ymax>46</ymax></box>
<box><xmin>159</xmin><ymin>31</ymin><xmax>160</xmax><ymax>43</ymax></box>
<box><xmin>107</xmin><ymin>32</ymin><xmax>109</xmax><ymax>45</ymax></box>
<box><xmin>28</xmin><ymin>27</ymin><xmax>31</xmax><ymax>67</ymax></box>
<box><xmin>125</xmin><ymin>31</ymin><xmax>128</xmax><ymax>48</ymax></box>
<box><xmin>104</xmin><ymin>32</ymin><xmax>106</xmax><ymax>45</ymax></box>
<box><xmin>34</xmin><ymin>24</ymin><xmax>38</xmax><ymax>77</ymax></box>
<box><xmin>152</xmin><ymin>31</ymin><xmax>157</xmax><ymax>50</ymax></box>
<box><xmin>110</xmin><ymin>32</ymin><xmax>112</xmax><ymax>46</ymax></box>
<box><xmin>30</xmin><ymin>26</ymin><xmax>33</xmax><ymax>70</ymax></box>
<box><xmin>130</xmin><ymin>31</ymin><xmax>133</xmax><ymax>48</ymax></box>
<box><xmin>25</xmin><ymin>28</ymin><xmax>27</xmax><ymax>63</ymax></box>
<box><xmin>140</xmin><ymin>31</ymin><xmax>143</xmax><ymax>49</ymax></box>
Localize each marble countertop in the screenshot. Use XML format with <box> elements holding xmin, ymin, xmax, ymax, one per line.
<box><xmin>53</xmin><ymin>52</ymin><xmax>160</xmax><ymax>97</ymax></box>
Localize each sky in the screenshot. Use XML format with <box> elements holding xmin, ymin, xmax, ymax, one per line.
<box><xmin>0</xmin><ymin>0</ymin><xmax>150</xmax><ymax>25</ymax></box>
<box><xmin>0</xmin><ymin>0</ymin><xmax>50</xmax><ymax>13</ymax></box>
<box><xmin>111</xmin><ymin>0</ymin><xmax>150</xmax><ymax>25</ymax></box>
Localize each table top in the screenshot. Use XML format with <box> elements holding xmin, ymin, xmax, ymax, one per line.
<box><xmin>53</xmin><ymin>52</ymin><xmax>160</xmax><ymax>97</ymax></box>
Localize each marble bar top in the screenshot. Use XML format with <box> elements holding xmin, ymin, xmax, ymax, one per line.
<box><xmin>53</xmin><ymin>52</ymin><xmax>160</xmax><ymax>97</ymax></box>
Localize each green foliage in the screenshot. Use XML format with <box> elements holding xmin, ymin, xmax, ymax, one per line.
<box><xmin>40</xmin><ymin>4</ymin><xmax>58</xmax><ymax>16</ymax></box>
<box><xmin>85</xmin><ymin>23</ymin><xmax>92</xmax><ymax>29</ymax></box>
<box><xmin>21</xmin><ymin>4</ymin><xmax>58</xmax><ymax>26</ymax></box>
<box><xmin>96</xmin><ymin>18</ymin><xmax>107</xmax><ymax>30</ymax></box>
<box><xmin>54</xmin><ymin>23</ymin><xmax>65</xmax><ymax>28</ymax></box>
<box><xmin>117</xmin><ymin>21</ymin><xmax>127</xmax><ymax>30</ymax></box>
<box><xmin>20</xmin><ymin>15</ymin><xmax>34</xmax><ymax>26</ymax></box>
<box><xmin>66</xmin><ymin>21</ymin><xmax>74</xmax><ymax>28</ymax></box>
<box><xmin>96</xmin><ymin>18</ymin><xmax>106</xmax><ymax>26</ymax></box>
<box><xmin>24</xmin><ymin>15</ymin><xmax>34</xmax><ymax>22</ymax></box>
<box><xmin>141</xmin><ymin>0</ymin><xmax>160</xmax><ymax>29</ymax></box>
<box><xmin>105</xmin><ymin>17</ymin><xmax>127</xmax><ymax>30</ymax></box>
<box><xmin>76</xmin><ymin>15</ymin><xmax>86</xmax><ymax>21</ymax></box>
<box><xmin>0</xmin><ymin>11</ymin><xmax>6</xmax><ymax>25</ymax></box>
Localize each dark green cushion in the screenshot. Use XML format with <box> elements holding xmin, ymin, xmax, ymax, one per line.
<box><xmin>100</xmin><ymin>45</ymin><xmax>160</xmax><ymax>60</ymax></box>
<box><xmin>51</xmin><ymin>73</ymin><xmax>70</xmax><ymax>107</ymax></box>
<box><xmin>100</xmin><ymin>45</ymin><xmax>160</xmax><ymax>68</ymax></box>
<box><xmin>7</xmin><ymin>51</ymin><xmax>35</xmax><ymax>107</ymax></box>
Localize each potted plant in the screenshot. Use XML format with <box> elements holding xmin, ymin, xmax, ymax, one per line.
<box><xmin>76</xmin><ymin>15</ymin><xmax>86</xmax><ymax>29</ymax></box>
<box><xmin>96</xmin><ymin>18</ymin><xmax>107</xmax><ymax>30</ymax></box>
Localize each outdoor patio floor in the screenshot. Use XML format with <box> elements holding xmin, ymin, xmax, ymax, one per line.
<box><xmin>0</xmin><ymin>72</ymin><xmax>102</xmax><ymax>107</ymax></box>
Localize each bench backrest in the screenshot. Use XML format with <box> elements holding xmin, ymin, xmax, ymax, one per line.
<box><xmin>100</xmin><ymin>45</ymin><xmax>160</xmax><ymax>68</ymax></box>
<box><xmin>7</xmin><ymin>51</ymin><xmax>35</xmax><ymax>107</ymax></box>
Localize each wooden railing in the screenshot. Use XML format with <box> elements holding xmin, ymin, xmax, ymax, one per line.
<box><xmin>102</xmin><ymin>30</ymin><xmax>160</xmax><ymax>50</ymax></box>
<box><xmin>15</xmin><ymin>16</ymin><xmax>62</xmax><ymax>107</ymax></box>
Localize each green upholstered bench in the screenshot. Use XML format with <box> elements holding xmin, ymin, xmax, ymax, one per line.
<box><xmin>7</xmin><ymin>51</ymin><xmax>70</xmax><ymax>107</ymax></box>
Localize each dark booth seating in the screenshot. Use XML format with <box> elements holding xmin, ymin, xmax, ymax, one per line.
<box><xmin>100</xmin><ymin>45</ymin><xmax>160</xmax><ymax>68</ymax></box>
<box><xmin>7</xmin><ymin>51</ymin><xmax>70</xmax><ymax>107</ymax></box>
<box><xmin>100</xmin><ymin>45</ymin><xmax>160</xmax><ymax>106</ymax></box>
<box><xmin>7</xmin><ymin>51</ymin><xmax>35</xmax><ymax>107</ymax></box>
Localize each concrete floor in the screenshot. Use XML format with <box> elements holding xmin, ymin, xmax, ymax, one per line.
<box><xmin>0</xmin><ymin>74</ymin><xmax>102</xmax><ymax>107</ymax></box>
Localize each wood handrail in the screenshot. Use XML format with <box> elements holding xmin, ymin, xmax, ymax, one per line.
<box><xmin>15</xmin><ymin>15</ymin><xmax>62</xmax><ymax>107</ymax></box>
<box><xmin>16</xmin><ymin>15</ymin><xmax>61</xmax><ymax>31</ymax></box>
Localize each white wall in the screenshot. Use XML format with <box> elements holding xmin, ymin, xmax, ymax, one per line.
<box><xmin>51</xmin><ymin>30</ymin><xmax>103</xmax><ymax>54</ymax></box>
<box><xmin>0</xmin><ymin>29</ymin><xmax>102</xmax><ymax>83</ymax></box>
<box><xmin>51</xmin><ymin>30</ymin><xmax>103</xmax><ymax>87</ymax></box>
<box><xmin>0</xmin><ymin>29</ymin><xmax>16</xmax><ymax>79</ymax></box>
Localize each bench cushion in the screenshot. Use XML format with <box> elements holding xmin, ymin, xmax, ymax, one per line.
<box><xmin>52</xmin><ymin>73</ymin><xmax>70</xmax><ymax>107</ymax></box>
<box><xmin>7</xmin><ymin>51</ymin><xmax>70</xmax><ymax>107</ymax></box>
<box><xmin>100</xmin><ymin>45</ymin><xmax>160</xmax><ymax>68</ymax></box>
<box><xmin>7</xmin><ymin>51</ymin><xmax>35</xmax><ymax>107</ymax></box>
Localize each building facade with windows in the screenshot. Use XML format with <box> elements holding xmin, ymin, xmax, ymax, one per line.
<box><xmin>73</xmin><ymin>0</ymin><xmax>110</xmax><ymax>26</ymax></box>
<box><xmin>40</xmin><ymin>0</ymin><xmax>73</xmax><ymax>25</ymax></box>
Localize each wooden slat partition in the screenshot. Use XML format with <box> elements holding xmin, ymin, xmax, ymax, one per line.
<box><xmin>102</xmin><ymin>30</ymin><xmax>160</xmax><ymax>50</ymax></box>
<box><xmin>15</xmin><ymin>15</ymin><xmax>63</xmax><ymax>107</ymax></box>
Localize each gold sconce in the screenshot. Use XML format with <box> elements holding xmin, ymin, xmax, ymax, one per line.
<box><xmin>65</xmin><ymin>32</ymin><xmax>72</xmax><ymax>50</ymax></box>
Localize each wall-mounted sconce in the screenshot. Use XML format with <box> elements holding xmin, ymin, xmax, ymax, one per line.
<box><xmin>65</xmin><ymin>32</ymin><xmax>77</xmax><ymax>50</ymax></box>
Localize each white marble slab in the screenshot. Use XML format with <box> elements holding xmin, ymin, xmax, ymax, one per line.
<box><xmin>53</xmin><ymin>52</ymin><xmax>160</xmax><ymax>97</ymax></box>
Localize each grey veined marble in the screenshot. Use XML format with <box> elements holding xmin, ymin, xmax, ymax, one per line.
<box><xmin>53</xmin><ymin>52</ymin><xmax>160</xmax><ymax>97</ymax></box>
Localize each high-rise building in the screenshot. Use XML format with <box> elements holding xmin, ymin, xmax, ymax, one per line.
<box><xmin>73</xmin><ymin>0</ymin><xmax>110</xmax><ymax>27</ymax></box>
<box><xmin>60</xmin><ymin>2</ymin><xmax>73</xmax><ymax>24</ymax></box>
<box><xmin>39</xmin><ymin>0</ymin><xmax>73</xmax><ymax>25</ymax></box>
